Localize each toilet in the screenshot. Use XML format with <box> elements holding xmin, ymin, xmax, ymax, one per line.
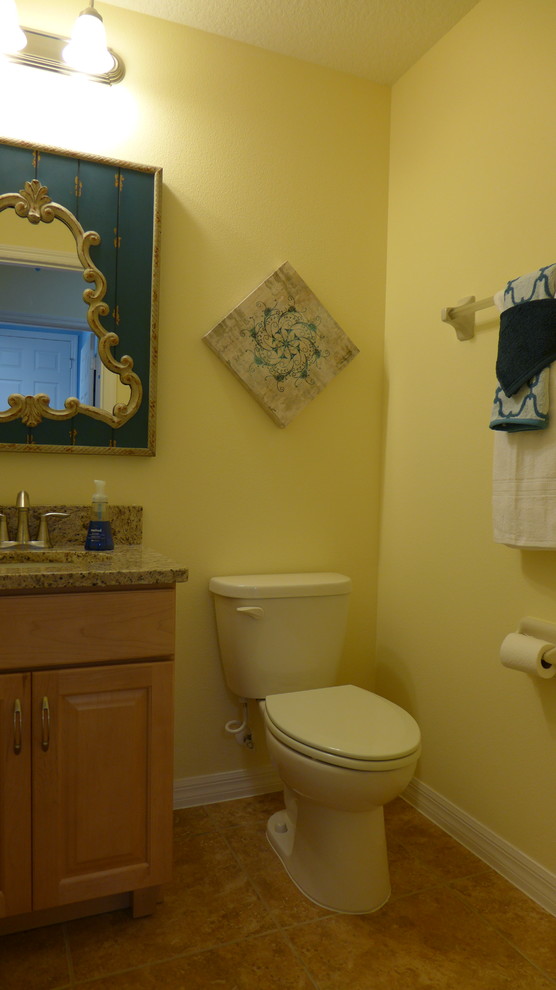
<box><xmin>209</xmin><ymin>572</ymin><xmax>421</xmax><ymax>914</ymax></box>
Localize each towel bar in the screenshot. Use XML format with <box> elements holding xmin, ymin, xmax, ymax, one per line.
<box><xmin>441</xmin><ymin>295</ymin><xmax>495</xmax><ymax>341</ymax></box>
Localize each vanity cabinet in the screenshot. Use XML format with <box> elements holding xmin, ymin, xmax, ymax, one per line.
<box><xmin>0</xmin><ymin>586</ymin><xmax>176</xmax><ymax>930</ymax></box>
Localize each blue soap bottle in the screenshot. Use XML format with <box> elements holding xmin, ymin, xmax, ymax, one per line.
<box><xmin>85</xmin><ymin>479</ymin><xmax>114</xmax><ymax>551</ymax></box>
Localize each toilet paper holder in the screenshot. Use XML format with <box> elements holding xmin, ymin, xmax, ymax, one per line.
<box><xmin>517</xmin><ymin>617</ymin><xmax>556</xmax><ymax>666</ymax></box>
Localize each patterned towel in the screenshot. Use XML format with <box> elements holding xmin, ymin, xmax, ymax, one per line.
<box><xmin>490</xmin><ymin>371</ymin><xmax>549</xmax><ymax>432</ymax></box>
<box><xmin>490</xmin><ymin>265</ymin><xmax>556</xmax><ymax>432</ymax></box>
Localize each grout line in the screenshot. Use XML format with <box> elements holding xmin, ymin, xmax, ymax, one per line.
<box><xmin>448</xmin><ymin>885</ymin><xmax>556</xmax><ymax>986</ymax></box>
<box><xmin>61</xmin><ymin>922</ymin><xmax>75</xmax><ymax>988</ymax></box>
<box><xmin>221</xmin><ymin>828</ymin><xmax>283</xmax><ymax>928</ymax></box>
<box><xmin>279</xmin><ymin>927</ymin><xmax>324</xmax><ymax>990</ymax></box>
<box><xmin>219</xmin><ymin>815</ymin><xmax>336</xmax><ymax>932</ymax></box>
<box><xmin>70</xmin><ymin>928</ymin><xmax>304</xmax><ymax>988</ymax></box>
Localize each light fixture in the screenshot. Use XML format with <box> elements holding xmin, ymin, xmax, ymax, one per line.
<box><xmin>2</xmin><ymin>0</ymin><xmax>124</xmax><ymax>84</ymax></box>
<box><xmin>0</xmin><ymin>0</ymin><xmax>27</xmax><ymax>54</ymax></box>
<box><xmin>62</xmin><ymin>1</ymin><xmax>114</xmax><ymax>75</ymax></box>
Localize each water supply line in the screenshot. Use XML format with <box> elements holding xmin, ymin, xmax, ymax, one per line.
<box><xmin>224</xmin><ymin>698</ymin><xmax>253</xmax><ymax>748</ymax></box>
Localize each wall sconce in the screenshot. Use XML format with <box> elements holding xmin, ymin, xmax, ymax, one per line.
<box><xmin>0</xmin><ymin>0</ymin><xmax>124</xmax><ymax>84</ymax></box>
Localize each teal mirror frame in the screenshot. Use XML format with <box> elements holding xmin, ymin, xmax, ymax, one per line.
<box><xmin>0</xmin><ymin>138</ymin><xmax>161</xmax><ymax>455</ymax></box>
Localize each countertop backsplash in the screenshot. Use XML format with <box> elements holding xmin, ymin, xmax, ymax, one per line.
<box><xmin>0</xmin><ymin>505</ymin><xmax>143</xmax><ymax>547</ymax></box>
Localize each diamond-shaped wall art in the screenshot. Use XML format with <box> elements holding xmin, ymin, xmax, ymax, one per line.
<box><xmin>203</xmin><ymin>262</ymin><xmax>359</xmax><ymax>427</ymax></box>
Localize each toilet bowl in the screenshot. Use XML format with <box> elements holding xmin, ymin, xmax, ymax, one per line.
<box><xmin>209</xmin><ymin>572</ymin><xmax>421</xmax><ymax>914</ymax></box>
<box><xmin>260</xmin><ymin>684</ymin><xmax>420</xmax><ymax>913</ymax></box>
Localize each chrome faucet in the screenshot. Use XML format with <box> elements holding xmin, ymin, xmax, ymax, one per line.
<box><xmin>0</xmin><ymin>491</ymin><xmax>68</xmax><ymax>549</ymax></box>
<box><xmin>16</xmin><ymin>490</ymin><xmax>31</xmax><ymax>545</ymax></box>
<box><xmin>33</xmin><ymin>511</ymin><xmax>70</xmax><ymax>547</ymax></box>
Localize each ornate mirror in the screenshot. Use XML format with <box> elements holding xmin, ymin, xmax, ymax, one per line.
<box><xmin>0</xmin><ymin>139</ymin><xmax>161</xmax><ymax>455</ymax></box>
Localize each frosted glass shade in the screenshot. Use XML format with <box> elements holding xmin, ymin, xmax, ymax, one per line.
<box><xmin>62</xmin><ymin>6</ymin><xmax>115</xmax><ymax>74</ymax></box>
<box><xmin>0</xmin><ymin>0</ymin><xmax>27</xmax><ymax>54</ymax></box>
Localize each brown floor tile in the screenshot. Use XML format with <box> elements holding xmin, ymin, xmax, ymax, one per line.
<box><xmin>225</xmin><ymin>820</ymin><xmax>279</xmax><ymax>873</ymax></box>
<box><xmin>389</xmin><ymin>807</ymin><xmax>490</xmax><ymax>883</ymax></box>
<box><xmin>453</xmin><ymin>870</ymin><xmax>556</xmax><ymax>980</ymax></box>
<box><xmin>0</xmin><ymin>924</ymin><xmax>70</xmax><ymax>990</ymax></box>
<box><xmin>67</xmin><ymin>834</ymin><xmax>275</xmax><ymax>982</ymax></box>
<box><xmin>287</xmin><ymin>885</ymin><xmax>556</xmax><ymax>989</ymax></box>
<box><xmin>384</xmin><ymin>796</ymin><xmax>425</xmax><ymax>828</ymax></box>
<box><xmin>226</xmin><ymin>823</ymin><xmax>332</xmax><ymax>924</ymax></box>
<box><xmin>4</xmin><ymin>793</ymin><xmax>556</xmax><ymax>990</ymax></box>
<box><xmin>77</xmin><ymin>932</ymin><xmax>315</xmax><ymax>989</ymax></box>
<box><xmin>202</xmin><ymin>790</ymin><xmax>283</xmax><ymax>830</ymax></box>
<box><xmin>387</xmin><ymin>835</ymin><xmax>444</xmax><ymax>899</ymax></box>
<box><xmin>172</xmin><ymin>822</ymin><xmax>240</xmax><ymax>873</ymax></box>
<box><xmin>172</xmin><ymin>804</ymin><xmax>212</xmax><ymax>839</ymax></box>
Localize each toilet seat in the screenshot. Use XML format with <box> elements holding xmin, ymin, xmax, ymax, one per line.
<box><xmin>263</xmin><ymin>684</ymin><xmax>421</xmax><ymax>772</ymax></box>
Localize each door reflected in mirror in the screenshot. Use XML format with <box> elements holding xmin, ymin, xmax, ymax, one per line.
<box><xmin>0</xmin><ymin>207</ymin><xmax>130</xmax><ymax>416</ymax></box>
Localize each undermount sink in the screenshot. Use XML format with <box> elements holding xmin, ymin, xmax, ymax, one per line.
<box><xmin>0</xmin><ymin>548</ymin><xmax>91</xmax><ymax>564</ymax></box>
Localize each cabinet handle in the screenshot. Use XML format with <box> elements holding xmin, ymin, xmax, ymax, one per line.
<box><xmin>41</xmin><ymin>696</ymin><xmax>50</xmax><ymax>752</ymax></box>
<box><xmin>13</xmin><ymin>699</ymin><xmax>22</xmax><ymax>754</ymax></box>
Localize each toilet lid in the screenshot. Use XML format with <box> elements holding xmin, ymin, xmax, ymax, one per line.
<box><xmin>264</xmin><ymin>685</ymin><xmax>421</xmax><ymax>765</ymax></box>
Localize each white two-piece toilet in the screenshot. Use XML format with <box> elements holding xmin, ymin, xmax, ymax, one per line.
<box><xmin>209</xmin><ymin>572</ymin><xmax>421</xmax><ymax>914</ymax></box>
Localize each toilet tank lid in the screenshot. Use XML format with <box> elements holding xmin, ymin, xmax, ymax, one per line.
<box><xmin>209</xmin><ymin>572</ymin><xmax>351</xmax><ymax>598</ymax></box>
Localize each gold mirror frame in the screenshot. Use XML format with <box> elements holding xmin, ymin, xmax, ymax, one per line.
<box><xmin>0</xmin><ymin>177</ymin><xmax>141</xmax><ymax>430</ymax></box>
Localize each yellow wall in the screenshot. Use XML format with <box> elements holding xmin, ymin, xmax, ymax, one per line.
<box><xmin>4</xmin><ymin>3</ymin><xmax>389</xmax><ymax>774</ymax></box>
<box><xmin>379</xmin><ymin>0</ymin><xmax>556</xmax><ymax>871</ymax></box>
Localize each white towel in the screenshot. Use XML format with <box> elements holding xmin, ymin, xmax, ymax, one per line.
<box><xmin>493</xmin><ymin>362</ymin><xmax>556</xmax><ymax>548</ymax></box>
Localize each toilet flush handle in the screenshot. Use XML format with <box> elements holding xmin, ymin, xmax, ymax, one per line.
<box><xmin>236</xmin><ymin>606</ymin><xmax>265</xmax><ymax>619</ymax></box>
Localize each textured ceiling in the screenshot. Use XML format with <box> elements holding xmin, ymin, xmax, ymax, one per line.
<box><xmin>105</xmin><ymin>0</ymin><xmax>479</xmax><ymax>84</ymax></box>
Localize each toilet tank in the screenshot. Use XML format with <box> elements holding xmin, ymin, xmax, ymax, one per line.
<box><xmin>209</xmin><ymin>572</ymin><xmax>351</xmax><ymax>698</ymax></box>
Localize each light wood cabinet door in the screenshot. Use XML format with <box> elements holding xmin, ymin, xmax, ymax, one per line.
<box><xmin>0</xmin><ymin>672</ymin><xmax>32</xmax><ymax>918</ymax></box>
<box><xmin>32</xmin><ymin>660</ymin><xmax>174</xmax><ymax>911</ymax></box>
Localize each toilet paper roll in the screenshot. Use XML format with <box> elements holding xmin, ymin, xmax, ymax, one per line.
<box><xmin>500</xmin><ymin>633</ymin><xmax>556</xmax><ymax>679</ymax></box>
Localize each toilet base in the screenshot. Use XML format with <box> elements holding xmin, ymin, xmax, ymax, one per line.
<box><xmin>266</xmin><ymin>800</ymin><xmax>391</xmax><ymax>914</ymax></box>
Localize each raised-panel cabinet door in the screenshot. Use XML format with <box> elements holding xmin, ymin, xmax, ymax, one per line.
<box><xmin>0</xmin><ymin>672</ymin><xmax>31</xmax><ymax>917</ymax></box>
<box><xmin>32</xmin><ymin>661</ymin><xmax>174</xmax><ymax>911</ymax></box>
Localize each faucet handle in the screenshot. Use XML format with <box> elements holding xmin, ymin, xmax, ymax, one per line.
<box><xmin>36</xmin><ymin>512</ymin><xmax>69</xmax><ymax>548</ymax></box>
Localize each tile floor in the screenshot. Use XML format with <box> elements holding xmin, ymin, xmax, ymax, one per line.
<box><xmin>1</xmin><ymin>792</ymin><xmax>555</xmax><ymax>989</ymax></box>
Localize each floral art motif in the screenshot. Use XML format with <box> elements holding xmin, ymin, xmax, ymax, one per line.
<box><xmin>245</xmin><ymin>302</ymin><xmax>329</xmax><ymax>391</ymax></box>
<box><xmin>203</xmin><ymin>261</ymin><xmax>359</xmax><ymax>427</ymax></box>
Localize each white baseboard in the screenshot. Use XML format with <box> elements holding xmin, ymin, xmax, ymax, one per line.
<box><xmin>173</xmin><ymin>765</ymin><xmax>282</xmax><ymax>809</ymax></box>
<box><xmin>404</xmin><ymin>779</ymin><xmax>556</xmax><ymax>917</ymax></box>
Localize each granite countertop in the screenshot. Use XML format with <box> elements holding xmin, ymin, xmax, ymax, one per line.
<box><xmin>0</xmin><ymin>545</ymin><xmax>188</xmax><ymax>591</ymax></box>
<box><xmin>0</xmin><ymin>504</ymin><xmax>187</xmax><ymax>591</ymax></box>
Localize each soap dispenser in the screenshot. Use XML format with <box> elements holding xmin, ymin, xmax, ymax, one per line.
<box><xmin>85</xmin><ymin>480</ymin><xmax>114</xmax><ymax>551</ymax></box>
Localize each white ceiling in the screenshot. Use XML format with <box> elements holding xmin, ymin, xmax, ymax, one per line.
<box><xmin>105</xmin><ymin>0</ymin><xmax>479</xmax><ymax>85</ymax></box>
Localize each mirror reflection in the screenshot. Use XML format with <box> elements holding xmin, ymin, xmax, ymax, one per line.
<box><xmin>0</xmin><ymin>208</ymin><xmax>130</xmax><ymax>415</ymax></box>
<box><xmin>0</xmin><ymin>177</ymin><xmax>141</xmax><ymax>433</ymax></box>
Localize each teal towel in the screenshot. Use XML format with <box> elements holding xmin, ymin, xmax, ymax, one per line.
<box><xmin>490</xmin><ymin>265</ymin><xmax>556</xmax><ymax>432</ymax></box>
<box><xmin>497</xmin><ymin>298</ymin><xmax>556</xmax><ymax>396</ymax></box>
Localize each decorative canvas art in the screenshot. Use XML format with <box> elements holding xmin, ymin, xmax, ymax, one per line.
<box><xmin>203</xmin><ymin>262</ymin><xmax>359</xmax><ymax>427</ymax></box>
